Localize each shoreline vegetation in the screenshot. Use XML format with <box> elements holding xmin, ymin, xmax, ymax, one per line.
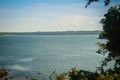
<box><xmin>0</xmin><ymin>68</ymin><xmax>120</xmax><ymax>80</ymax></box>
<box><xmin>0</xmin><ymin>31</ymin><xmax>100</xmax><ymax>36</ymax></box>
<box><xmin>0</xmin><ymin>33</ymin><xmax>9</xmax><ymax>36</ymax></box>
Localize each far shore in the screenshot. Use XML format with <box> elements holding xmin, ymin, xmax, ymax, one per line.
<box><xmin>0</xmin><ymin>33</ymin><xmax>10</xmax><ymax>36</ymax></box>
<box><xmin>0</xmin><ymin>33</ymin><xmax>9</xmax><ymax>36</ymax></box>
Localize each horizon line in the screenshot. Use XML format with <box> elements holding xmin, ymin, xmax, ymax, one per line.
<box><xmin>0</xmin><ymin>30</ymin><xmax>101</xmax><ymax>33</ymax></box>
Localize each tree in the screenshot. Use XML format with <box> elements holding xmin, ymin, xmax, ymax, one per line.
<box><xmin>86</xmin><ymin>0</ymin><xmax>110</xmax><ymax>7</ymax></box>
<box><xmin>98</xmin><ymin>5</ymin><xmax>120</xmax><ymax>72</ymax></box>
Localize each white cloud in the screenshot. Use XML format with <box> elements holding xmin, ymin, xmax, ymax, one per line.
<box><xmin>0</xmin><ymin>3</ymin><xmax>107</xmax><ymax>32</ymax></box>
<box><xmin>0</xmin><ymin>17</ymin><xmax>43</xmax><ymax>32</ymax></box>
<box><xmin>51</xmin><ymin>15</ymin><xmax>102</xmax><ymax>30</ymax></box>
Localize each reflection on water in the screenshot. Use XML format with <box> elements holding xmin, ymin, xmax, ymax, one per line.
<box><xmin>8</xmin><ymin>64</ymin><xmax>30</xmax><ymax>71</ymax></box>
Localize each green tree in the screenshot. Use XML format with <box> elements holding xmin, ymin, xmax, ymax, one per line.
<box><xmin>98</xmin><ymin>5</ymin><xmax>120</xmax><ymax>72</ymax></box>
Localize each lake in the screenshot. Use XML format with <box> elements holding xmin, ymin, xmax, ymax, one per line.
<box><xmin>0</xmin><ymin>35</ymin><xmax>105</xmax><ymax>78</ymax></box>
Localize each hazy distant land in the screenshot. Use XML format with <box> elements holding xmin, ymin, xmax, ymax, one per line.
<box><xmin>0</xmin><ymin>31</ymin><xmax>100</xmax><ymax>35</ymax></box>
<box><xmin>0</xmin><ymin>33</ymin><xmax>9</xmax><ymax>36</ymax></box>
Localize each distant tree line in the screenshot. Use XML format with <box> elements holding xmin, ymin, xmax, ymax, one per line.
<box><xmin>0</xmin><ymin>31</ymin><xmax>100</xmax><ymax>35</ymax></box>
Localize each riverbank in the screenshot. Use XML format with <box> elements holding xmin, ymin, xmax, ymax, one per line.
<box><xmin>0</xmin><ymin>33</ymin><xmax>9</xmax><ymax>36</ymax></box>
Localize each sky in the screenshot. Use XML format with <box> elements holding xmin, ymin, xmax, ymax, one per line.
<box><xmin>0</xmin><ymin>0</ymin><xmax>119</xmax><ymax>32</ymax></box>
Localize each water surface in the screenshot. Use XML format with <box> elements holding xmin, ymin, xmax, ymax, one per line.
<box><xmin>0</xmin><ymin>35</ymin><xmax>105</xmax><ymax>77</ymax></box>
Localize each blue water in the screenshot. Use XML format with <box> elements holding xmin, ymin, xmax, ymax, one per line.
<box><xmin>0</xmin><ymin>35</ymin><xmax>105</xmax><ymax>78</ymax></box>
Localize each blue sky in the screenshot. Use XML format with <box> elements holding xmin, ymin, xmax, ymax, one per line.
<box><xmin>0</xmin><ymin>0</ymin><xmax>119</xmax><ymax>32</ymax></box>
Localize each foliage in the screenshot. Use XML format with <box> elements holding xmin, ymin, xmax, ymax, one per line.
<box><xmin>99</xmin><ymin>30</ymin><xmax>107</xmax><ymax>39</ymax></box>
<box><xmin>96</xmin><ymin>42</ymin><xmax>107</xmax><ymax>55</ymax></box>
<box><xmin>0</xmin><ymin>69</ymin><xmax>12</xmax><ymax>80</ymax></box>
<box><xmin>56</xmin><ymin>72</ymin><xmax>67</xmax><ymax>80</ymax></box>
<box><xmin>98</xmin><ymin>6</ymin><xmax>120</xmax><ymax>70</ymax></box>
<box><xmin>100</xmin><ymin>6</ymin><xmax>120</xmax><ymax>57</ymax></box>
<box><xmin>86</xmin><ymin>0</ymin><xmax>110</xmax><ymax>7</ymax></box>
<box><xmin>0</xmin><ymin>69</ymin><xmax>8</xmax><ymax>78</ymax></box>
<box><xmin>97</xmin><ymin>73</ymin><xmax>120</xmax><ymax>80</ymax></box>
<box><xmin>68</xmin><ymin>68</ymin><xmax>98</xmax><ymax>80</ymax></box>
<box><xmin>1</xmin><ymin>68</ymin><xmax>120</xmax><ymax>80</ymax></box>
<box><xmin>67</xmin><ymin>68</ymin><xmax>120</xmax><ymax>80</ymax></box>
